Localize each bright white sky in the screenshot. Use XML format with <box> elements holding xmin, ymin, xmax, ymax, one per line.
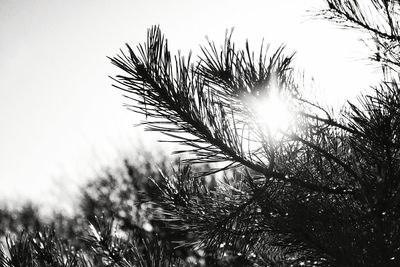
<box><xmin>0</xmin><ymin>0</ymin><xmax>381</xmax><ymax>212</ymax></box>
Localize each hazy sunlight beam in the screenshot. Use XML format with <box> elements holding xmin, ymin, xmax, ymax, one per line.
<box><xmin>252</xmin><ymin>87</ymin><xmax>294</xmax><ymax>135</ymax></box>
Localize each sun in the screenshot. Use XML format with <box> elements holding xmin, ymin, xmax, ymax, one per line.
<box><xmin>251</xmin><ymin>87</ymin><xmax>294</xmax><ymax>135</ymax></box>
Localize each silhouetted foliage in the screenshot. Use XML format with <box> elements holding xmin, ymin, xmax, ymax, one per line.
<box><xmin>107</xmin><ymin>1</ymin><xmax>400</xmax><ymax>265</ymax></box>
<box><xmin>2</xmin><ymin>0</ymin><xmax>400</xmax><ymax>266</ymax></box>
<box><xmin>0</xmin><ymin>203</ymin><xmax>42</xmax><ymax>238</ymax></box>
<box><xmin>0</xmin><ymin>156</ymin><xmax>227</xmax><ymax>266</ymax></box>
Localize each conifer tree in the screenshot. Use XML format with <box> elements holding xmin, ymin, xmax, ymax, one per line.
<box><xmin>109</xmin><ymin>0</ymin><xmax>400</xmax><ymax>266</ymax></box>
<box><xmin>2</xmin><ymin>1</ymin><xmax>400</xmax><ymax>266</ymax></box>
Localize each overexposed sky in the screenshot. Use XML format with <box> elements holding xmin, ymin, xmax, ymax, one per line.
<box><xmin>0</xmin><ymin>0</ymin><xmax>381</xmax><ymax>211</ymax></box>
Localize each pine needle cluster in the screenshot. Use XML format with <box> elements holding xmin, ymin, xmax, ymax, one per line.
<box><xmin>107</xmin><ymin>1</ymin><xmax>400</xmax><ymax>266</ymax></box>
<box><xmin>3</xmin><ymin>0</ymin><xmax>400</xmax><ymax>266</ymax></box>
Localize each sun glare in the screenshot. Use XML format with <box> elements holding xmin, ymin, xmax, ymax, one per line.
<box><xmin>252</xmin><ymin>87</ymin><xmax>294</xmax><ymax>135</ymax></box>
